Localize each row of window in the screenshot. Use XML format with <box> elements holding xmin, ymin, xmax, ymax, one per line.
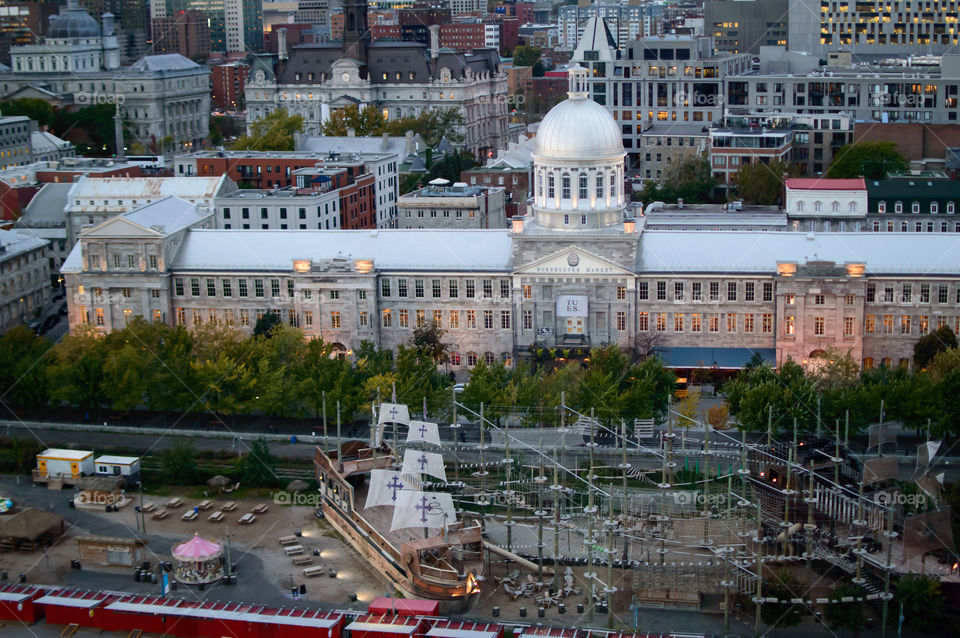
<box><xmin>863</xmin><ymin>314</ymin><xmax>960</xmax><ymax>336</ymax></box>
<box><xmin>640</xmin><ymin>280</ymin><xmax>774</xmax><ymax>302</ymax></box>
<box><xmin>871</xmin><ymin>219</ymin><xmax>960</xmax><ymax>233</ymax></box>
<box><xmin>381</xmin><ymin>309</ymin><xmax>512</xmax><ymax>330</ymax></box>
<box><xmin>449</xmin><ymin>351</ymin><xmax>512</xmax><ymax>367</ymax></box>
<box><xmin>221</xmin><ymin>204</ymin><xmax>337</xmax><ymax>220</ymax></box>
<box><xmin>640</xmin><ymin>312</ymin><xmax>775</xmax><ymax>334</ymax></box>
<box><xmin>380</xmin><ymin>278</ymin><xmax>511</xmax><ymax>300</ymax></box>
<box><xmin>876</xmin><ymin>200</ymin><xmax>955</xmax><ymax>214</ymax></box>
<box><xmin>866</xmin><ymin>282</ymin><xmax>960</xmax><ymax>304</ymax></box>
<box><xmin>172</xmin><ymin>277</ymin><xmax>369</xmax><ymax>302</ymax></box>
<box><xmin>88</xmin><ymin>253</ymin><xmax>159</xmax><ymax>271</ymax></box>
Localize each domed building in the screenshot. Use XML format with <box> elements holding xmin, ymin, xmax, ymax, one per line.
<box><xmin>530</xmin><ymin>65</ymin><xmax>627</xmax><ymax>230</ymax></box>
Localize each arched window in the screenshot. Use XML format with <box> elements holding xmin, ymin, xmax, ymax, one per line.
<box><xmin>796</xmin><ymin>200</ymin><xmax>804</xmax><ymax>212</ymax></box>
<box><xmin>948</xmin><ymin>202</ymin><xmax>956</xmax><ymax>214</ymax></box>
<box><xmin>831</xmin><ymin>201</ymin><xmax>840</xmax><ymax>212</ymax></box>
<box><xmin>814</xmin><ymin>201</ymin><xmax>822</xmax><ymax>212</ymax></box>
<box><xmin>878</xmin><ymin>201</ymin><xmax>886</xmax><ymax>213</ymax></box>
<box><xmin>466</xmin><ymin>351</ymin><xmax>478</xmax><ymax>366</ymax></box>
<box><xmin>484</xmin><ymin>351</ymin><xmax>496</xmax><ymax>365</ymax></box>
<box><xmin>930</xmin><ymin>202</ymin><xmax>939</xmax><ymax>214</ymax></box>
<box><xmin>895</xmin><ymin>201</ymin><xmax>903</xmax><ymax>213</ymax></box>
<box><xmin>849</xmin><ymin>201</ymin><xmax>857</xmax><ymax>213</ymax></box>
<box><xmin>912</xmin><ymin>201</ymin><xmax>920</xmax><ymax>214</ymax></box>
<box><xmin>450</xmin><ymin>351</ymin><xmax>461</xmax><ymax>366</ymax></box>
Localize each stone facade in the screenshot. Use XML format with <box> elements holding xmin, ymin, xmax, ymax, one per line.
<box><xmin>0</xmin><ymin>228</ymin><xmax>52</xmax><ymax>332</ymax></box>
<box><xmin>397</xmin><ymin>185</ymin><xmax>506</xmax><ymax>230</ymax></box>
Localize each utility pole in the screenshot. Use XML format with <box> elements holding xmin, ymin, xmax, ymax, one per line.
<box><xmin>535</xmin><ymin>439</ymin><xmax>547</xmax><ymax>584</ymax></box>
<box><xmin>881</xmin><ymin>505</ymin><xmax>895</xmax><ymax>638</ymax></box>
<box><xmin>551</xmin><ymin>448</ymin><xmax>561</xmax><ymax>595</ymax></box>
<box><xmin>322</xmin><ymin>390</ymin><xmax>327</xmax><ymax>447</ymax></box>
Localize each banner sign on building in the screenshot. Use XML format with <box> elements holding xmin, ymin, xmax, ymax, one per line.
<box><xmin>556</xmin><ymin>295</ymin><xmax>588</xmax><ymax>317</ymax></box>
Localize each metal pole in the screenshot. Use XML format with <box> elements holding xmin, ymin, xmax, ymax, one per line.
<box><xmin>845</xmin><ymin>410</ymin><xmax>850</xmax><ymax>447</ymax></box>
<box><xmin>767</xmin><ymin>404</ymin><xmax>773</xmax><ymax>448</ymax></box>
<box><xmin>225</xmin><ymin>526</ymin><xmax>232</xmax><ymax>578</ymax></box>
<box><xmin>322</xmin><ymin>391</ymin><xmax>327</xmax><ymax>447</ymax></box>
<box><xmin>882</xmin><ymin>505</ymin><xmax>894</xmax><ymax>638</ymax></box>
<box><xmin>552</xmin><ymin>448</ymin><xmax>561</xmax><ymax>595</ymax></box>
<box><xmin>336</xmin><ymin>401</ymin><xmax>342</xmax><ymax>469</ymax></box>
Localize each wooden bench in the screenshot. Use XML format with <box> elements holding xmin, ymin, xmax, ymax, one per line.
<box><xmin>303</xmin><ymin>566</ymin><xmax>325</xmax><ymax>578</ymax></box>
<box><xmin>208</xmin><ymin>511</ymin><xmax>224</xmax><ymax>523</ymax></box>
<box><xmin>283</xmin><ymin>544</ymin><xmax>305</xmax><ymax>556</ymax></box>
<box><xmin>292</xmin><ymin>555</ymin><xmax>313</xmax><ymax>565</ymax></box>
<box><xmin>141</xmin><ymin>503</ymin><xmax>157</xmax><ymax>513</ymax></box>
<box><xmin>251</xmin><ymin>504</ymin><xmax>269</xmax><ymax>514</ymax></box>
<box><xmin>238</xmin><ymin>513</ymin><xmax>256</xmax><ymax>525</ymax></box>
<box><xmin>221</xmin><ymin>501</ymin><xmax>237</xmax><ymax>512</ymax></box>
<box><xmin>181</xmin><ymin>510</ymin><xmax>198</xmax><ymax>522</ymax></box>
<box><xmin>166</xmin><ymin>497</ymin><xmax>183</xmax><ymax>508</ymax></box>
<box><xmin>151</xmin><ymin>510</ymin><xmax>168</xmax><ymax>520</ymax></box>
<box><xmin>278</xmin><ymin>535</ymin><xmax>298</xmax><ymax>546</ymax></box>
<box><xmin>197</xmin><ymin>500</ymin><xmax>213</xmax><ymax>511</ymax></box>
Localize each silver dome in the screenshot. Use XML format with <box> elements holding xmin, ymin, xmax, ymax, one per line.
<box><xmin>533</xmin><ymin>73</ymin><xmax>624</xmax><ymax>163</ymax></box>
<box><xmin>47</xmin><ymin>1</ymin><xmax>101</xmax><ymax>40</ymax></box>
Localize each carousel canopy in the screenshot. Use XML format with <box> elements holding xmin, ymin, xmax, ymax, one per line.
<box><xmin>173</xmin><ymin>533</ymin><xmax>221</xmax><ymax>560</ymax></box>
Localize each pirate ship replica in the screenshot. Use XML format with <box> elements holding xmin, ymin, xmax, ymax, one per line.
<box><xmin>314</xmin><ymin>402</ymin><xmax>483</xmax><ymax>608</ymax></box>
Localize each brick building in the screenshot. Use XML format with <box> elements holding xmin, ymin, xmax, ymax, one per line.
<box><xmin>211</xmin><ymin>60</ymin><xmax>249</xmax><ymax>111</ymax></box>
<box><xmin>151</xmin><ymin>10</ymin><xmax>211</xmax><ymax>59</ymax></box>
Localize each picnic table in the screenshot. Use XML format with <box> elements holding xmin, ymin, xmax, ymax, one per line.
<box><xmin>181</xmin><ymin>510</ymin><xmax>198</xmax><ymax>522</ymax></box>
<box><xmin>166</xmin><ymin>497</ymin><xmax>183</xmax><ymax>508</ymax></box>
<box><xmin>303</xmin><ymin>566</ymin><xmax>325</xmax><ymax>577</ymax></box>
<box><xmin>278</xmin><ymin>535</ymin><xmax>298</xmax><ymax>546</ymax></box>
<box><xmin>151</xmin><ymin>510</ymin><xmax>169</xmax><ymax>520</ymax></box>
<box><xmin>197</xmin><ymin>500</ymin><xmax>213</xmax><ymax>511</ymax></box>
<box><xmin>208</xmin><ymin>511</ymin><xmax>224</xmax><ymax>523</ymax></box>
<box><xmin>141</xmin><ymin>503</ymin><xmax>157</xmax><ymax>513</ymax></box>
<box><xmin>251</xmin><ymin>504</ymin><xmax>269</xmax><ymax>514</ymax></box>
<box><xmin>238</xmin><ymin>513</ymin><xmax>256</xmax><ymax>525</ymax></box>
<box><xmin>292</xmin><ymin>555</ymin><xmax>313</xmax><ymax>565</ymax></box>
<box><xmin>221</xmin><ymin>501</ymin><xmax>237</xmax><ymax>512</ymax></box>
<box><xmin>283</xmin><ymin>545</ymin><xmax>305</xmax><ymax>556</ymax></box>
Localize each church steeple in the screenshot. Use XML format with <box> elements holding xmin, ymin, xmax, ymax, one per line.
<box><xmin>342</xmin><ymin>0</ymin><xmax>370</xmax><ymax>61</ymax></box>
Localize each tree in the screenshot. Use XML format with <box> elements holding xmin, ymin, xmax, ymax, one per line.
<box><xmin>321</xmin><ymin>104</ymin><xmax>386</xmax><ymax>137</ymax></box>
<box><xmin>0</xmin><ymin>98</ymin><xmax>55</xmax><ymax>127</ymax></box>
<box><xmin>707</xmin><ymin>402</ymin><xmax>730</xmax><ymax>430</ymax></box>
<box><xmin>235</xmin><ymin>438</ymin><xmax>279</xmax><ymax>487</ymax></box>
<box><xmin>253</xmin><ymin>312</ymin><xmax>282</xmax><ymax>337</ymax></box>
<box><xmin>160</xmin><ymin>440</ymin><xmax>197</xmax><ymax>486</ymax></box>
<box><xmin>386</xmin><ymin>107</ymin><xmax>466</xmax><ymax>146</ymax></box>
<box><xmin>732</xmin><ymin>160</ymin><xmax>796</xmax><ymax>205</ymax></box>
<box><xmin>52</xmin><ymin>104</ymin><xmax>122</xmax><ymax>156</ymax></box>
<box><xmin>512</xmin><ymin>45</ymin><xmax>542</xmax><ymax>67</ymax></box>
<box><xmin>895</xmin><ymin>574</ymin><xmax>944</xmax><ymax>631</ymax></box>
<box><xmin>823</xmin><ymin>582</ymin><xmax>868</xmax><ymax>636</ymax></box>
<box><xmin>231</xmin><ymin>108</ymin><xmax>303</xmax><ymax>151</ymax></box>
<box><xmin>638</xmin><ymin>156</ymin><xmax>715</xmax><ymax>204</ymax></box>
<box><xmin>913</xmin><ymin>325</ymin><xmax>958</xmax><ymax>370</ymax></box>
<box><xmin>411</xmin><ymin>325</ymin><xmax>452</xmax><ymax>364</ymax></box>
<box><xmin>760</xmin><ymin>568</ymin><xmax>806</xmax><ymax>629</ymax></box>
<box><xmin>677</xmin><ymin>390</ymin><xmax>701</xmax><ymax>426</ymax></box>
<box><xmin>826</xmin><ymin>141</ymin><xmax>909</xmax><ymax>179</ymax></box>
<box><xmin>0</xmin><ymin>326</ymin><xmax>51</xmax><ymax>407</ymax></box>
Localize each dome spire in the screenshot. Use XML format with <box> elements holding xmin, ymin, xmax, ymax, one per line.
<box><xmin>567</xmin><ymin>64</ymin><xmax>589</xmax><ymax>100</ymax></box>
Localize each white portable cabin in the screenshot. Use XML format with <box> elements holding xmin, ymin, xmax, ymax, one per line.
<box><xmin>37</xmin><ymin>449</ymin><xmax>94</xmax><ymax>479</ymax></box>
<box><xmin>94</xmin><ymin>455</ymin><xmax>141</xmax><ymax>484</ymax></box>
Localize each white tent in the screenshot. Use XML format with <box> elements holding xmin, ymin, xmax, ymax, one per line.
<box><xmin>406</xmin><ymin>420</ymin><xmax>442</xmax><ymax>447</ymax></box>
<box><xmin>390</xmin><ymin>490</ymin><xmax>456</xmax><ymax>531</ymax></box>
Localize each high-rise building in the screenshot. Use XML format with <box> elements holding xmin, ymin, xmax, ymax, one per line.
<box><xmin>78</xmin><ymin>0</ymin><xmax>149</xmax><ymax>61</ymax></box>
<box><xmin>704</xmin><ymin>0</ymin><xmax>787</xmax><ymax>54</ymax></box>
<box><xmin>151</xmin><ymin>10</ymin><xmax>211</xmax><ymax>58</ymax></box>
<box><xmin>211</xmin><ymin>59</ymin><xmax>248</xmax><ymax>110</ymax></box>
<box><xmin>160</xmin><ymin>0</ymin><xmax>262</xmax><ymax>53</ymax></box>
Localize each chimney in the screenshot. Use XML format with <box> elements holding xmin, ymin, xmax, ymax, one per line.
<box><xmin>405</xmin><ymin>130</ymin><xmax>414</xmax><ymax>154</ymax></box>
<box><xmin>382</xmin><ymin>131</ymin><xmax>390</xmax><ymax>149</ymax></box>
<box><xmin>429</xmin><ymin>25</ymin><xmax>440</xmax><ymax>60</ymax></box>
<box><xmin>347</xmin><ymin>128</ymin><xmax>356</xmax><ymax>137</ymax></box>
<box><xmin>278</xmin><ymin>27</ymin><xmax>288</xmax><ymax>61</ymax></box>
<box><xmin>293</xmin><ymin>130</ymin><xmax>302</xmax><ymax>149</ymax></box>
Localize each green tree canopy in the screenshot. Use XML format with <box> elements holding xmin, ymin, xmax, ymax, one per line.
<box><xmin>0</xmin><ymin>98</ymin><xmax>55</xmax><ymax>127</ymax></box>
<box><xmin>231</xmin><ymin>108</ymin><xmax>304</xmax><ymax>151</ymax></box>
<box><xmin>321</xmin><ymin>104</ymin><xmax>387</xmax><ymax>137</ymax></box>
<box><xmin>895</xmin><ymin>574</ymin><xmax>944</xmax><ymax>631</ymax></box>
<box><xmin>235</xmin><ymin>438</ymin><xmax>280</xmax><ymax>487</ymax></box>
<box><xmin>637</xmin><ymin>156</ymin><xmax>715</xmax><ymax>204</ymax></box>
<box><xmin>823</xmin><ymin>582</ymin><xmax>868</xmax><ymax>636</ymax></box>
<box><xmin>253</xmin><ymin>312</ymin><xmax>282</xmax><ymax>337</ymax></box>
<box><xmin>732</xmin><ymin>160</ymin><xmax>797</xmax><ymax>205</ymax></box>
<box><xmin>826</xmin><ymin>141</ymin><xmax>909</xmax><ymax>179</ymax></box>
<box><xmin>913</xmin><ymin>325</ymin><xmax>957</xmax><ymax>370</ymax></box>
<box><xmin>160</xmin><ymin>440</ymin><xmax>198</xmax><ymax>486</ymax></box>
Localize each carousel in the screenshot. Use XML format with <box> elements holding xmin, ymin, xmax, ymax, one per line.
<box><xmin>171</xmin><ymin>533</ymin><xmax>225</xmax><ymax>585</ymax></box>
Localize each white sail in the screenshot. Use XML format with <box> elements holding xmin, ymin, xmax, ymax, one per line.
<box><xmin>375</xmin><ymin>402</ymin><xmax>410</xmax><ymax>446</ymax></box>
<box><xmin>390</xmin><ymin>490</ymin><xmax>456</xmax><ymax>531</ymax></box>
<box><xmin>402</xmin><ymin>449</ymin><xmax>447</xmax><ymax>482</ymax></box>
<box><xmin>406</xmin><ymin>420</ymin><xmax>442</xmax><ymax>446</ymax></box>
<box><xmin>365</xmin><ymin>470</ymin><xmax>410</xmax><ymax>508</ymax></box>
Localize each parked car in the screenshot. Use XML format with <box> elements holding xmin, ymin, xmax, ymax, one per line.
<box><xmin>453</xmin><ymin>383</ymin><xmax>466</xmax><ymax>393</ymax></box>
<box><xmin>42</xmin><ymin>314</ymin><xmax>60</xmax><ymax>330</ymax></box>
<box><xmin>58</xmin><ymin>302</ymin><xmax>68</xmax><ymax>315</ymax></box>
<box><xmin>28</xmin><ymin>318</ymin><xmax>42</xmax><ymax>333</ymax></box>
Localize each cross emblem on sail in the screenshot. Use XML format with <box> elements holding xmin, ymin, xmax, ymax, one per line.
<box><xmin>405</xmin><ymin>420</ymin><xmax>442</xmax><ymax>446</ymax></box>
<box><xmin>402</xmin><ymin>449</ymin><xmax>447</xmax><ymax>482</ymax></box>
<box><xmin>365</xmin><ymin>470</ymin><xmax>410</xmax><ymax>508</ymax></box>
<box><xmin>375</xmin><ymin>402</ymin><xmax>410</xmax><ymax>446</ymax></box>
<box><xmin>390</xmin><ymin>490</ymin><xmax>456</xmax><ymax>531</ymax></box>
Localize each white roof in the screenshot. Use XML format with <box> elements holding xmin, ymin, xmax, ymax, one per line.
<box><xmin>0</xmin><ymin>228</ymin><xmax>49</xmax><ymax>261</ymax></box>
<box><xmin>31</xmin><ymin>130</ymin><xmax>70</xmax><ymax>153</ymax></box>
<box><xmin>39</xmin><ymin>448</ymin><xmax>93</xmax><ymax>460</ymax></box>
<box><xmin>120</xmin><ymin>197</ymin><xmax>210</xmax><ymax>235</ymax></box>
<box><xmin>170</xmin><ymin>229</ymin><xmax>513</xmax><ymax>272</ymax></box>
<box><xmin>35</xmin><ymin>594</ymin><xmax>103</xmax><ymax>608</ymax></box>
<box><xmin>427</xmin><ymin>628</ymin><xmax>500</xmax><ymax>638</ymax></box>
<box><xmin>129</xmin><ymin>54</ymin><xmax>200</xmax><ymax>72</ymax></box>
<box><xmin>67</xmin><ymin>176</ymin><xmax>226</xmax><ymax>205</ymax></box>
<box><xmin>638</xmin><ymin>230</ymin><xmax>960</xmax><ymax>274</ymax></box>
<box><xmin>105</xmin><ymin>601</ymin><xmax>339</xmax><ymax>628</ymax></box>
<box><xmin>0</xmin><ymin>590</ymin><xmax>34</xmax><ymax>602</ymax></box>
<box><xmin>347</xmin><ymin>621</ymin><xmax>419</xmax><ymax>634</ymax></box>
<box><xmin>95</xmin><ymin>455</ymin><xmax>139</xmax><ymax>465</ymax></box>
